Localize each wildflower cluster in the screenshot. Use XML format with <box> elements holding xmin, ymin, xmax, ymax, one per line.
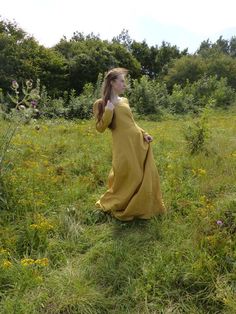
<box><xmin>29</xmin><ymin>213</ymin><xmax>54</xmax><ymax>232</ymax></box>
<box><xmin>0</xmin><ymin>247</ymin><xmax>12</xmax><ymax>268</ymax></box>
<box><xmin>21</xmin><ymin>257</ymin><xmax>49</xmax><ymax>267</ymax></box>
<box><xmin>1</xmin><ymin>260</ymin><xmax>12</xmax><ymax>268</ymax></box>
<box><xmin>192</xmin><ymin>168</ymin><xmax>206</xmax><ymax>176</ymax></box>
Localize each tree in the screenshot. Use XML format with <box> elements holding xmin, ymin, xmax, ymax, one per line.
<box><xmin>196</xmin><ymin>39</ymin><xmax>212</xmax><ymax>55</ymax></box>
<box><xmin>55</xmin><ymin>37</ymin><xmax>141</xmax><ymax>93</ymax></box>
<box><xmin>197</xmin><ymin>36</ymin><xmax>236</xmax><ymax>58</ymax></box>
<box><xmin>112</xmin><ymin>28</ymin><xmax>133</xmax><ymax>52</ymax></box>
<box><xmin>131</xmin><ymin>40</ymin><xmax>187</xmax><ymax>79</ymax></box>
<box><xmin>130</xmin><ymin>40</ymin><xmax>151</xmax><ymax>76</ymax></box>
<box><xmin>229</xmin><ymin>36</ymin><xmax>236</xmax><ymax>57</ymax></box>
<box><xmin>164</xmin><ymin>55</ymin><xmax>206</xmax><ymax>90</ymax></box>
<box><xmin>0</xmin><ymin>17</ymin><xmax>68</xmax><ymax>96</ymax></box>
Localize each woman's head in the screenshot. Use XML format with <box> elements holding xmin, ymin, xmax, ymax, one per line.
<box><xmin>94</xmin><ymin>67</ymin><xmax>129</xmax><ymax>130</ymax></box>
<box><xmin>101</xmin><ymin>67</ymin><xmax>128</xmax><ymax>104</ymax></box>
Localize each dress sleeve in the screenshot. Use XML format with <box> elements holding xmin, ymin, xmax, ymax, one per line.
<box><xmin>93</xmin><ymin>100</ymin><xmax>114</xmax><ymax>133</ymax></box>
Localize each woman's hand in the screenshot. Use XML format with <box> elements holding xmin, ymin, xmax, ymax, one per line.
<box><xmin>106</xmin><ymin>100</ymin><xmax>114</xmax><ymax>110</ymax></box>
<box><xmin>144</xmin><ymin>134</ymin><xmax>153</xmax><ymax>143</ymax></box>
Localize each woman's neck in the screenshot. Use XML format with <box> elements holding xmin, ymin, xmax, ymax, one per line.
<box><xmin>110</xmin><ymin>93</ymin><xmax>121</xmax><ymax>104</ymax></box>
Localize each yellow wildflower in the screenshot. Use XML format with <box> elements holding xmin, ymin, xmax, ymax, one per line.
<box><xmin>206</xmin><ymin>203</ymin><xmax>214</xmax><ymax>210</ymax></box>
<box><xmin>2</xmin><ymin>260</ymin><xmax>12</xmax><ymax>268</ymax></box>
<box><xmin>30</xmin><ymin>221</ymin><xmax>54</xmax><ymax>231</ymax></box>
<box><xmin>0</xmin><ymin>248</ymin><xmax>10</xmax><ymax>255</ymax></box>
<box><xmin>21</xmin><ymin>258</ymin><xmax>35</xmax><ymax>266</ymax></box>
<box><xmin>192</xmin><ymin>168</ymin><xmax>206</xmax><ymax>176</ymax></box>
<box><xmin>34</xmin><ymin>258</ymin><xmax>49</xmax><ymax>267</ymax></box>
<box><xmin>199</xmin><ymin>195</ymin><xmax>207</xmax><ymax>203</ymax></box>
<box><xmin>29</xmin><ymin>214</ymin><xmax>54</xmax><ymax>232</ymax></box>
<box><xmin>198</xmin><ymin>168</ymin><xmax>206</xmax><ymax>175</ymax></box>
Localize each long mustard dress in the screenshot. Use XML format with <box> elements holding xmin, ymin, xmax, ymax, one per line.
<box><xmin>93</xmin><ymin>97</ymin><xmax>167</xmax><ymax>221</ymax></box>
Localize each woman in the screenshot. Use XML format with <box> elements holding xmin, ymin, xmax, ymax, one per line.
<box><xmin>93</xmin><ymin>67</ymin><xmax>167</xmax><ymax>221</ymax></box>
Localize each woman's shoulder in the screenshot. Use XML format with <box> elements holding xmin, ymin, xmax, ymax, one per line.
<box><xmin>122</xmin><ymin>97</ymin><xmax>129</xmax><ymax>102</ymax></box>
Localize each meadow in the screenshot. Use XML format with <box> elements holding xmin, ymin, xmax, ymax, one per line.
<box><xmin>0</xmin><ymin>106</ymin><xmax>235</xmax><ymax>313</ymax></box>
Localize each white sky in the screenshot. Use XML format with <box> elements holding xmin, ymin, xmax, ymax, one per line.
<box><xmin>0</xmin><ymin>0</ymin><xmax>236</xmax><ymax>53</ymax></box>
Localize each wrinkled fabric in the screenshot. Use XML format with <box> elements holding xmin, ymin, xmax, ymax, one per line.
<box><xmin>93</xmin><ymin>97</ymin><xmax>167</xmax><ymax>221</ymax></box>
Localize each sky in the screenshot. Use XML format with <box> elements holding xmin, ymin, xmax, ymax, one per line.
<box><xmin>1</xmin><ymin>0</ymin><xmax>236</xmax><ymax>53</ymax></box>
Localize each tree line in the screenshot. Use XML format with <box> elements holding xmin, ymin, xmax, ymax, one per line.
<box><xmin>0</xmin><ymin>17</ymin><xmax>236</xmax><ymax>118</ymax></box>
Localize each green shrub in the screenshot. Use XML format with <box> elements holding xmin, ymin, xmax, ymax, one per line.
<box><xmin>40</xmin><ymin>98</ymin><xmax>66</xmax><ymax>118</ymax></box>
<box><xmin>168</xmin><ymin>75</ymin><xmax>236</xmax><ymax>114</ymax></box>
<box><xmin>168</xmin><ymin>84</ymin><xmax>195</xmax><ymax>114</ymax></box>
<box><xmin>129</xmin><ymin>75</ymin><xmax>170</xmax><ymax>117</ymax></box>
<box><xmin>66</xmin><ymin>83</ymin><xmax>94</xmax><ymax>119</ymax></box>
<box><xmin>164</xmin><ymin>55</ymin><xmax>206</xmax><ymax>90</ymax></box>
<box><xmin>183</xmin><ymin>105</ymin><xmax>212</xmax><ymax>154</ymax></box>
<box><xmin>185</xmin><ymin>75</ymin><xmax>235</xmax><ymax>108</ymax></box>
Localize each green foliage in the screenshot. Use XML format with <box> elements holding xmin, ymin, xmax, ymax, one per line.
<box><xmin>165</xmin><ymin>52</ymin><xmax>236</xmax><ymax>91</ymax></box>
<box><xmin>164</xmin><ymin>55</ymin><xmax>206</xmax><ymax>90</ymax></box>
<box><xmin>93</xmin><ymin>72</ymin><xmax>104</xmax><ymax>99</ymax></box>
<box><xmin>0</xmin><ymin>18</ymin><xmax>68</xmax><ymax>97</ymax></box>
<box><xmin>40</xmin><ymin>98</ymin><xmax>66</xmax><ymax>118</ymax></box>
<box><xmin>55</xmin><ymin>37</ymin><xmax>141</xmax><ymax>93</ymax></box>
<box><xmin>197</xmin><ymin>35</ymin><xmax>236</xmax><ymax>58</ymax></box>
<box><xmin>186</xmin><ymin>75</ymin><xmax>236</xmax><ymax>108</ymax></box>
<box><xmin>130</xmin><ymin>39</ymin><xmax>187</xmax><ymax>78</ymax></box>
<box><xmin>66</xmin><ymin>83</ymin><xmax>94</xmax><ymax>119</ymax></box>
<box><xmin>183</xmin><ymin>105</ymin><xmax>213</xmax><ymax>154</ymax></box>
<box><xmin>2</xmin><ymin>16</ymin><xmax>236</xmax><ymax>102</ymax></box>
<box><xmin>205</xmin><ymin>52</ymin><xmax>236</xmax><ymax>90</ymax></box>
<box><xmin>168</xmin><ymin>84</ymin><xmax>195</xmax><ymax>114</ymax></box>
<box><xmin>0</xmin><ymin>79</ymin><xmax>40</xmax><ymax>210</ymax></box>
<box><xmin>168</xmin><ymin>75</ymin><xmax>236</xmax><ymax>114</ymax></box>
<box><xmin>129</xmin><ymin>75</ymin><xmax>170</xmax><ymax>117</ymax></box>
<box><xmin>112</xmin><ymin>28</ymin><xmax>133</xmax><ymax>51</ymax></box>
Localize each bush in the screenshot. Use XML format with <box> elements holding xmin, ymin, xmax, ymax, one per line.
<box><xmin>40</xmin><ymin>98</ymin><xmax>66</xmax><ymax>118</ymax></box>
<box><xmin>129</xmin><ymin>75</ymin><xmax>170</xmax><ymax>117</ymax></box>
<box><xmin>165</xmin><ymin>53</ymin><xmax>236</xmax><ymax>91</ymax></box>
<box><xmin>168</xmin><ymin>84</ymin><xmax>195</xmax><ymax>114</ymax></box>
<box><xmin>185</xmin><ymin>75</ymin><xmax>235</xmax><ymax>108</ymax></box>
<box><xmin>66</xmin><ymin>83</ymin><xmax>94</xmax><ymax>119</ymax></box>
<box><xmin>206</xmin><ymin>53</ymin><xmax>236</xmax><ymax>90</ymax></box>
<box><xmin>168</xmin><ymin>75</ymin><xmax>236</xmax><ymax>114</ymax></box>
<box><xmin>164</xmin><ymin>55</ymin><xmax>206</xmax><ymax>90</ymax></box>
<box><xmin>183</xmin><ymin>105</ymin><xmax>212</xmax><ymax>154</ymax></box>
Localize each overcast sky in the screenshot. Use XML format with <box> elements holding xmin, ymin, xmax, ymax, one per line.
<box><xmin>1</xmin><ymin>0</ymin><xmax>236</xmax><ymax>53</ymax></box>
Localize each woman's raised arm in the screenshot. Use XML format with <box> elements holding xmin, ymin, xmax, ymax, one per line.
<box><xmin>93</xmin><ymin>100</ymin><xmax>114</xmax><ymax>133</ymax></box>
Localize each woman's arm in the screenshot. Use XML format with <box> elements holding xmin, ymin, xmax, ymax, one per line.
<box><xmin>93</xmin><ymin>100</ymin><xmax>113</xmax><ymax>133</ymax></box>
<box><xmin>134</xmin><ymin>122</ymin><xmax>149</xmax><ymax>137</ymax></box>
<box><xmin>134</xmin><ymin>122</ymin><xmax>153</xmax><ymax>142</ymax></box>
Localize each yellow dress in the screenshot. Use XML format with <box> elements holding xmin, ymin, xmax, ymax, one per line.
<box><xmin>93</xmin><ymin>97</ymin><xmax>167</xmax><ymax>221</ymax></box>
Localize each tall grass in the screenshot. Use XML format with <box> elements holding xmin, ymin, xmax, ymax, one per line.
<box><xmin>0</xmin><ymin>105</ymin><xmax>235</xmax><ymax>313</ymax></box>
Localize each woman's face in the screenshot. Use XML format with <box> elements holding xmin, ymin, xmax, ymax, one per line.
<box><xmin>111</xmin><ymin>74</ymin><xmax>126</xmax><ymax>95</ymax></box>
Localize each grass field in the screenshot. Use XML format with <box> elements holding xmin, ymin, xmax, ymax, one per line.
<box><xmin>0</xmin><ymin>106</ymin><xmax>235</xmax><ymax>313</ymax></box>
